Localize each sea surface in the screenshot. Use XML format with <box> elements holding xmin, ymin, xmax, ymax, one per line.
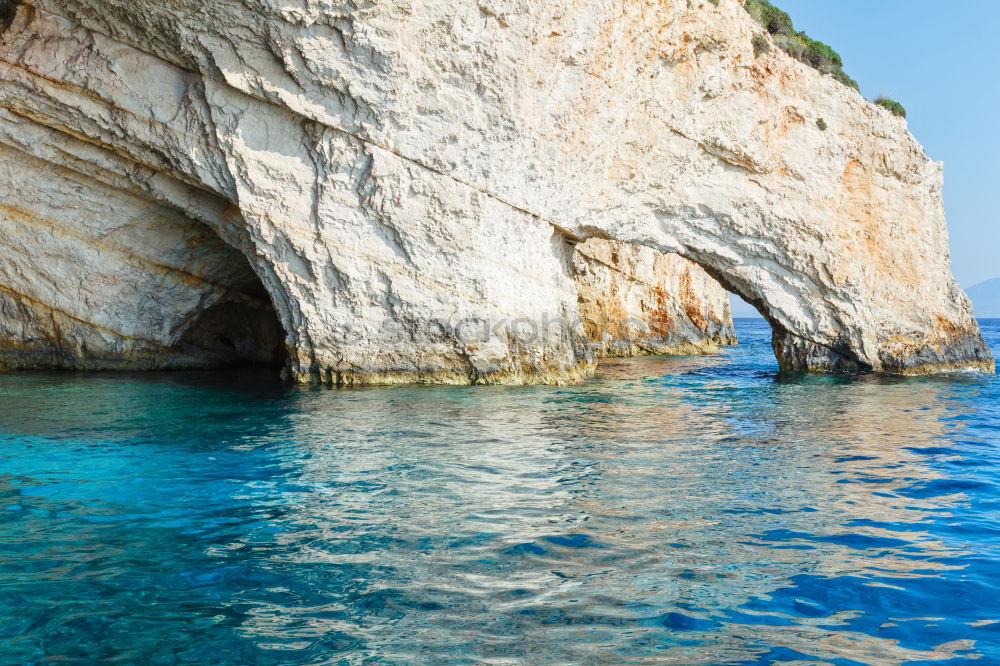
<box><xmin>2</xmin><ymin>319</ymin><xmax>999</xmax><ymax>664</ymax></box>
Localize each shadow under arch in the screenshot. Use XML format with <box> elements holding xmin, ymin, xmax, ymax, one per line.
<box><xmin>679</xmin><ymin>256</ymin><xmax>873</xmax><ymax>373</ymax></box>
<box><xmin>173</xmin><ymin>285</ymin><xmax>286</xmax><ymax>370</ymax></box>
<box><xmin>165</xmin><ymin>222</ymin><xmax>288</xmax><ymax>372</ymax></box>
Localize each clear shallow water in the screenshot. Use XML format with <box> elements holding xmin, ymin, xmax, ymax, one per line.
<box><xmin>2</xmin><ymin>320</ymin><xmax>999</xmax><ymax>665</ymax></box>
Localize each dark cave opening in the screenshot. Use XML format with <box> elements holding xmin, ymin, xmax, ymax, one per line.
<box><xmin>0</xmin><ymin>0</ymin><xmax>22</xmax><ymax>33</ymax></box>
<box><xmin>173</xmin><ymin>275</ymin><xmax>287</xmax><ymax>371</ymax></box>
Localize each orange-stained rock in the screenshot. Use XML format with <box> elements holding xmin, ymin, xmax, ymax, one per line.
<box><xmin>573</xmin><ymin>240</ymin><xmax>736</xmax><ymax>357</ymax></box>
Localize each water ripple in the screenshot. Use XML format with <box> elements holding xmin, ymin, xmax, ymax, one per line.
<box><xmin>1</xmin><ymin>320</ymin><xmax>999</xmax><ymax>663</ymax></box>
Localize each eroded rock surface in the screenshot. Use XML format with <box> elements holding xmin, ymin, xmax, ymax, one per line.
<box><xmin>574</xmin><ymin>240</ymin><xmax>736</xmax><ymax>357</ymax></box>
<box><xmin>0</xmin><ymin>0</ymin><xmax>992</xmax><ymax>381</ymax></box>
<box><xmin>0</xmin><ymin>136</ymin><xmax>284</xmax><ymax>370</ymax></box>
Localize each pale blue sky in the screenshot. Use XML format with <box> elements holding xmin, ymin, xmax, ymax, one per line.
<box><xmin>732</xmin><ymin>0</ymin><xmax>999</xmax><ymax>317</ymax></box>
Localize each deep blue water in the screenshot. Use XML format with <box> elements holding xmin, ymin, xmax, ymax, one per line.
<box><xmin>2</xmin><ymin>319</ymin><xmax>999</xmax><ymax>664</ymax></box>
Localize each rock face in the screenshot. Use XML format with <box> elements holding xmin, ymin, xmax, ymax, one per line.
<box><xmin>0</xmin><ymin>137</ymin><xmax>285</xmax><ymax>371</ymax></box>
<box><xmin>0</xmin><ymin>0</ymin><xmax>993</xmax><ymax>381</ymax></box>
<box><xmin>574</xmin><ymin>240</ymin><xmax>736</xmax><ymax>357</ymax></box>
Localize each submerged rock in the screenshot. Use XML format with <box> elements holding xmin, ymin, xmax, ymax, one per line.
<box><xmin>0</xmin><ymin>0</ymin><xmax>992</xmax><ymax>381</ymax></box>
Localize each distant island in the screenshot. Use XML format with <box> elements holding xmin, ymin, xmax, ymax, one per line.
<box><xmin>968</xmin><ymin>279</ymin><xmax>1000</xmax><ymax>318</ymax></box>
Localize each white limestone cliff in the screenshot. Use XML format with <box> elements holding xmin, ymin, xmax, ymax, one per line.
<box><xmin>0</xmin><ymin>0</ymin><xmax>992</xmax><ymax>382</ymax></box>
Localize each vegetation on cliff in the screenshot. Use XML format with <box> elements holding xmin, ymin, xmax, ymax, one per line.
<box><xmin>874</xmin><ymin>97</ymin><xmax>907</xmax><ymax>118</ymax></box>
<box><xmin>744</xmin><ymin>0</ymin><xmax>859</xmax><ymax>91</ymax></box>
<box><xmin>751</xmin><ymin>34</ymin><xmax>771</xmax><ymax>57</ymax></box>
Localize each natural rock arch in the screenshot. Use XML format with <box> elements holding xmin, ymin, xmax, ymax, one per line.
<box><xmin>0</xmin><ymin>0</ymin><xmax>992</xmax><ymax>381</ymax></box>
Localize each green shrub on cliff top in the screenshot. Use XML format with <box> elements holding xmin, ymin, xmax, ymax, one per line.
<box><xmin>744</xmin><ymin>0</ymin><xmax>794</xmax><ymax>37</ymax></box>
<box><xmin>744</xmin><ymin>0</ymin><xmax>859</xmax><ymax>91</ymax></box>
<box><xmin>874</xmin><ymin>97</ymin><xmax>907</xmax><ymax>118</ymax></box>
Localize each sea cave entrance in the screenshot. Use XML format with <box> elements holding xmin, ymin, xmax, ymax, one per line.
<box><xmin>174</xmin><ymin>284</ymin><xmax>286</xmax><ymax>371</ymax></box>
<box><xmin>167</xmin><ymin>224</ymin><xmax>288</xmax><ymax>373</ymax></box>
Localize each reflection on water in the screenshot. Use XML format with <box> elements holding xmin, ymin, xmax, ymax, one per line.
<box><xmin>1</xmin><ymin>320</ymin><xmax>999</xmax><ymax>663</ymax></box>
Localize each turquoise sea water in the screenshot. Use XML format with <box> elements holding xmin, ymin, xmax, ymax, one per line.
<box><xmin>2</xmin><ymin>319</ymin><xmax>999</xmax><ymax>664</ymax></box>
